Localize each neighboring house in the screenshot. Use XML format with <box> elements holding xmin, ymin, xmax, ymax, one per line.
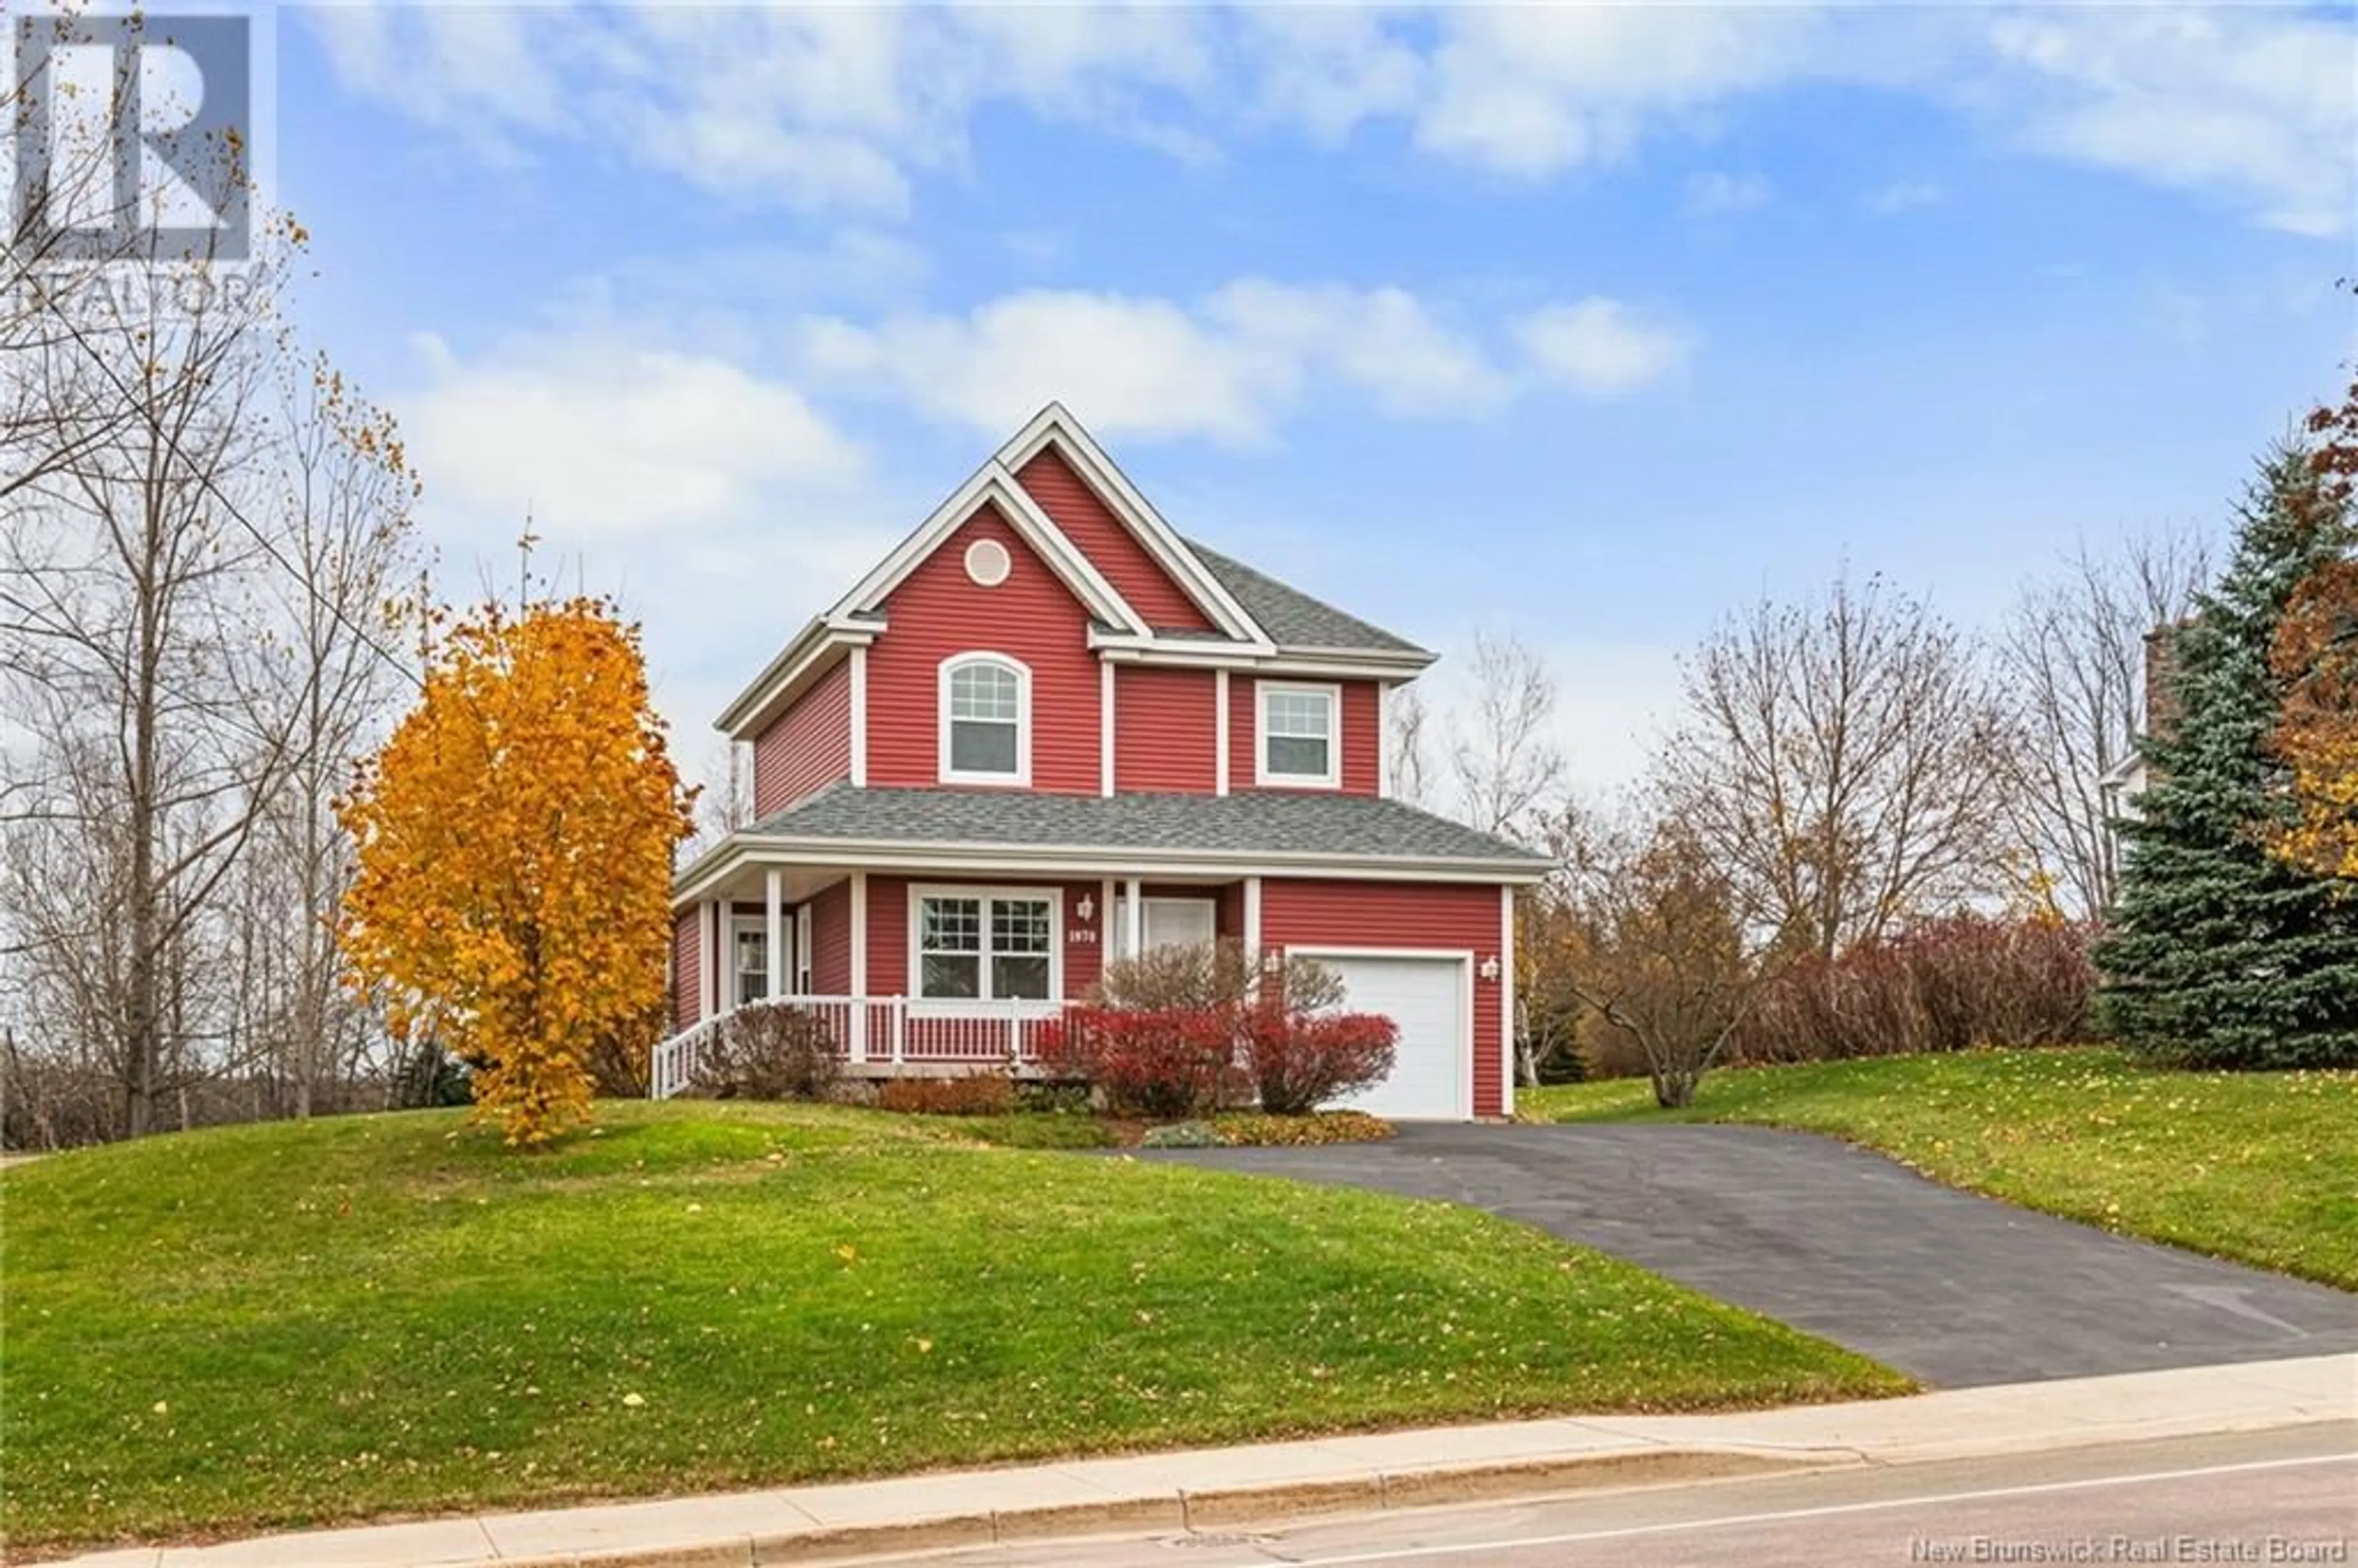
<box><xmin>655</xmin><ymin>405</ymin><xmax>1549</xmax><ymax>1119</ymax></box>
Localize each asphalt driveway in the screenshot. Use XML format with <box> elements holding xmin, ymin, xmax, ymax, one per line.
<box><xmin>1142</xmin><ymin>1124</ymin><xmax>2358</xmax><ymax>1388</ymax></box>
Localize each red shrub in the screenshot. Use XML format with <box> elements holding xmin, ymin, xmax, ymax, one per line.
<box><xmin>1243</xmin><ymin>1007</ymin><xmax>1398</xmax><ymax>1116</ymax></box>
<box><xmin>1733</xmin><ymin>916</ymin><xmax>2098</xmax><ymax>1065</ymax></box>
<box><xmin>1034</xmin><ymin>1004</ymin><xmax>1242</xmax><ymax>1120</ymax></box>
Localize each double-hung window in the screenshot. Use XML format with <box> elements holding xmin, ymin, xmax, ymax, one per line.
<box><xmin>916</xmin><ymin>890</ymin><xmax>1056</xmax><ymax>1001</ymax></box>
<box><xmin>1258</xmin><ymin>682</ymin><xmax>1339</xmax><ymax>788</ymax></box>
<box><xmin>732</xmin><ymin>920</ymin><xmax>769</xmax><ymax>1004</ymax></box>
<box><xmin>940</xmin><ymin>654</ymin><xmax>1029</xmax><ymax>784</ymax></box>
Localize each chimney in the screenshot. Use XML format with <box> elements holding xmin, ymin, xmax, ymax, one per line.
<box><xmin>2142</xmin><ymin>618</ymin><xmax>2193</xmax><ymax>742</ymax></box>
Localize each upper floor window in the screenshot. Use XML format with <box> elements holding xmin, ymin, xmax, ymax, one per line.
<box><xmin>940</xmin><ymin>653</ymin><xmax>1030</xmax><ymax>785</ymax></box>
<box><xmin>1258</xmin><ymin>681</ymin><xmax>1339</xmax><ymax>788</ymax></box>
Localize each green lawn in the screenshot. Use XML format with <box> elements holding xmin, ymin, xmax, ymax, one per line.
<box><xmin>0</xmin><ymin>1102</ymin><xmax>1902</xmax><ymax>1551</ymax></box>
<box><xmin>1525</xmin><ymin>1049</ymin><xmax>2358</xmax><ymax>1290</ymax></box>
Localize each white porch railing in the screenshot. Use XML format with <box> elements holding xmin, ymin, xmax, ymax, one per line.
<box><xmin>649</xmin><ymin>995</ymin><xmax>1068</xmax><ymax>1099</ymax></box>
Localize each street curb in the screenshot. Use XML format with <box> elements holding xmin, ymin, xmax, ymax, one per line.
<box><xmin>486</xmin><ymin>1446</ymin><xmax>1835</xmax><ymax>1568</ymax></box>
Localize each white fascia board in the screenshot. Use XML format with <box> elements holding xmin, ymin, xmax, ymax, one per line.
<box><xmin>674</xmin><ymin>834</ymin><xmax>1549</xmax><ymax>906</ymax></box>
<box><xmin>996</xmin><ymin>404</ymin><xmax>1270</xmax><ymax>645</ymax></box>
<box><xmin>833</xmin><ymin>459</ymin><xmax>1146</xmax><ymax>637</ymax></box>
<box><xmin>1090</xmin><ymin>638</ymin><xmax>1432</xmax><ymax>683</ymax></box>
<box><xmin>717</xmin><ymin>619</ymin><xmax>881</xmax><ymax>740</ymax></box>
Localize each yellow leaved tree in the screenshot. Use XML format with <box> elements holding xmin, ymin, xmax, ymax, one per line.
<box><xmin>338</xmin><ymin>597</ymin><xmax>695</xmax><ymax>1144</ymax></box>
<box><xmin>2268</xmin><ymin>367</ymin><xmax>2358</xmax><ymax>883</ymax></box>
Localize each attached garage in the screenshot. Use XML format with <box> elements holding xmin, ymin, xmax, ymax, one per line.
<box><xmin>1303</xmin><ymin>951</ymin><xmax>1473</xmax><ymax>1120</ymax></box>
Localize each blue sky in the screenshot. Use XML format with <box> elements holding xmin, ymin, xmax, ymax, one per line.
<box><xmin>269</xmin><ymin>4</ymin><xmax>2355</xmax><ymax>791</ymax></box>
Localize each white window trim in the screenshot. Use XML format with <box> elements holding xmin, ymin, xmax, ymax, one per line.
<box><xmin>795</xmin><ymin>904</ymin><xmax>814</xmax><ymax>996</ymax></box>
<box><xmin>1110</xmin><ymin>895</ymin><xmax>1217</xmax><ymax>962</ymax></box>
<box><xmin>908</xmin><ymin>883</ymin><xmax>1065</xmax><ymax>1004</ymax></box>
<box><xmin>1255</xmin><ymin>679</ymin><xmax>1343</xmax><ymax>790</ymax></box>
<box><xmin>938</xmin><ymin>652</ymin><xmax>1032</xmax><ymax>787</ymax></box>
<box><xmin>729</xmin><ymin>913</ymin><xmax>772</xmax><ymax>1007</ymax></box>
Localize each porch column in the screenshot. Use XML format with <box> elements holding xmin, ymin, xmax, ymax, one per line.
<box><xmin>1123</xmin><ymin>877</ymin><xmax>1143</xmax><ymax>963</ymax></box>
<box><xmin>849</xmin><ymin>871</ymin><xmax>870</xmax><ymax>1061</ymax></box>
<box><xmin>1243</xmin><ymin>875</ymin><xmax>1263</xmax><ymax>955</ymax></box>
<box><xmin>700</xmin><ymin>898</ymin><xmax>719</xmax><ymax>1020</ymax></box>
<box><xmin>765</xmin><ymin>871</ymin><xmax>784</xmax><ymax>999</ymax></box>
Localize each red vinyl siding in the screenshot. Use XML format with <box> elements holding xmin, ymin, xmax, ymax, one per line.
<box><xmin>1339</xmin><ymin>680</ymin><xmax>1381</xmax><ymax>795</ymax></box>
<box><xmin>865</xmin><ymin>504</ymin><xmax>1102</xmax><ymax>794</ymax></box>
<box><xmin>1228</xmin><ymin>677</ymin><xmax>1256</xmax><ymax>794</ymax></box>
<box><xmin>1230</xmin><ymin>677</ymin><xmax>1382</xmax><ymax>797</ymax></box>
<box><xmin>1015</xmin><ymin>448</ymin><xmax>1213</xmax><ymax>631</ymax></box>
<box><xmin>1259</xmin><ymin>880</ymin><xmax>1508</xmax><ymax>1117</ymax></box>
<box><xmin>811</xmin><ymin>880</ymin><xmax>852</xmax><ymax>996</ymax></box>
<box><xmin>1115</xmin><ymin>666</ymin><xmax>1218</xmax><ymax>793</ymax></box>
<box><xmin>671</xmin><ymin>909</ymin><xmax>701</xmax><ymax>1031</ymax></box>
<box><xmin>753</xmin><ymin>656</ymin><xmax>850</xmax><ymax>815</ymax></box>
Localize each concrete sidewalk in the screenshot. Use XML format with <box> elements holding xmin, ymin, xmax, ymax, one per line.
<box><xmin>49</xmin><ymin>1354</ymin><xmax>2356</xmax><ymax>1568</ymax></box>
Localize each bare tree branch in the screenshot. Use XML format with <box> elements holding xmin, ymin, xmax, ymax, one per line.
<box><xmin>1447</xmin><ymin>631</ymin><xmax>1566</xmax><ymax>842</ymax></box>
<box><xmin>1660</xmin><ymin>572</ymin><xmax>2013</xmax><ymax>960</ymax></box>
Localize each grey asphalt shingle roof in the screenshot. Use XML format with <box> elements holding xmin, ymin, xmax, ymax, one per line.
<box><xmin>741</xmin><ymin>783</ymin><xmax>1545</xmax><ymax>866</ymax></box>
<box><xmin>1183</xmin><ymin>539</ymin><xmax>1428</xmax><ymax>656</ymax></box>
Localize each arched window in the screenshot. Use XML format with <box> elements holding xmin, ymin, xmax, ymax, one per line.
<box><xmin>939</xmin><ymin>653</ymin><xmax>1030</xmax><ymax>785</ymax></box>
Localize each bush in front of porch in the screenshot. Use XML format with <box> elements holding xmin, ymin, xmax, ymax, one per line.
<box><xmin>1035</xmin><ymin>941</ymin><xmax>1400</xmax><ymax>1120</ymax></box>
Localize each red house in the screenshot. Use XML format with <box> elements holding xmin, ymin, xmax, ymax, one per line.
<box><xmin>658</xmin><ymin>406</ymin><xmax>1547</xmax><ymax>1119</ymax></box>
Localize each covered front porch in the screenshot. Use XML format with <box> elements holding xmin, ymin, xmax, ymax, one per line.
<box><xmin>656</xmin><ymin>858</ymin><xmax>1256</xmax><ymax>1098</ymax></box>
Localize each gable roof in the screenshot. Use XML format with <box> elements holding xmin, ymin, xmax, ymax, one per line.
<box><xmin>835</xmin><ymin>462</ymin><xmax>1144</xmax><ymax>632</ymax></box>
<box><xmin>1183</xmin><ymin>538</ymin><xmax>1427</xmax><ymax>656</ymax></box>
<box><xmin>994</xmin><ymin>405</ymin><xmax>1269</xmax><ymax>646</ymax></box>
<box><xmin>715</xmin><ymin>405</ymin><xmax>1437</xmax><ymax>736</ymax></box>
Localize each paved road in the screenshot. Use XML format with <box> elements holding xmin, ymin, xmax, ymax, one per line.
<box><xmin>874</xmin><ymin>1424</ymin><xmax>2357</xmax><ymax>1568</ymax></box>
<box><xmin>1140</xmin><ymin>1124</ymin><xmax>2358</xmax><ymax>1386</ymax></box>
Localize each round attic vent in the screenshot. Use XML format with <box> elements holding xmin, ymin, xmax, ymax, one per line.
<box><xmin>965</xmin><ymin>537</ymin><xmax>1011</xmax><ymax>588</ymax></box>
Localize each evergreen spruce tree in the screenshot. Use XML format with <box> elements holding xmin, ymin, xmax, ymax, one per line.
<box><xmin>2097</xmin><ymin>444</ymin><xmax>2358</xmax><ymax>1068</ymax></box>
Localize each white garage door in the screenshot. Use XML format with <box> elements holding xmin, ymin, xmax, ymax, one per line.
<box><xmin>1316</xmin><ymin>955</ymin><xmax>1469</xmax><ymax>1120</ymax></box>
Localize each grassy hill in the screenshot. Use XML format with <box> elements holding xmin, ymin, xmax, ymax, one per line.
<box><xmin>1527</xmin><ymin>1048</ymin><xmax>2358</xmax><ymax>1290</ymax></box>
<box><xmin>0</xmin><ymin>1101</ymin><xmax>1902</xmax><ymax>1551</ymax></box>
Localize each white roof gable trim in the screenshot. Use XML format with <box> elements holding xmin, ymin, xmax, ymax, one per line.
<box><xmin>832</xmin><ymin>460</ymin><xmax>1146</xmax><ymax>634</ymax></box>
<box><xmin>995</xmin><ymin>404</ymin><xmax>1273</xmax><ymax>650</ymax></box>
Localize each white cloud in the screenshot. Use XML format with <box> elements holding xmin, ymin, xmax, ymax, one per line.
<box><xmin>1417</xmin><ymin>6</ymin><xmax>1829</xmax><ymax>177</ymax></box>
<box><xmin>398</xmin><ymin>328</ymin><xmax>903</xmax><ymax>759</ymax></box>
<box><xmin>1207</xmin><ymin>282</ymin><xmax>1511</xmax><ymax>417</ymax></box>
<box><xmin>309</xmin><ymin>4</ymin><xmax>1212</xmax><ymax>214</ymax></box>
<box><xmin>1979</xmin><ymin>9</ymin><xmax>2356</xmax><ymax>237</ymax></box>
<box><xmin>802</xmin><ymin>281</ymin><xmax>1513</xmax><ymax>443</ymax></box>
<box><xmin>308</xmin><ymin>5</ymin><xmax>2354</xmax><ymax>234</ymax></box>
<box><xmin>1686</xmin><ymin>171</ymin><xmax>1774</xmax><ymax>216</ymax></box>
<box><xmin>1515</xmin><ymin>300</ymin><xmax>1697</xmax><ymax>397</ymax></box>
<box><xmin>408</xmin><ymin>335</ymin><xmax>865</xmax><ymax>541</ymax></box>
<box><xmin>802</xmin><ymin>291</ymin><xmax>1287</xmax><ymax>444</ymax></box>
<box><xmin>1235</xmin><ymin>7</ymin><xmax>1426</xmax><ymax>143</ymax></box>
